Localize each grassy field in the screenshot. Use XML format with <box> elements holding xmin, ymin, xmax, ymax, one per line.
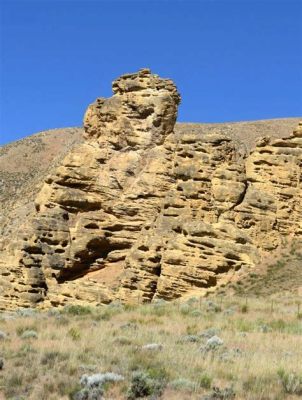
<box><xmin>0</xmin><ymin>293</ymin><xmax>301</xmax><ymax>400</ymax></box>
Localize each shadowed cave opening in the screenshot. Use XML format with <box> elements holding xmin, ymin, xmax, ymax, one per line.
<box><xmin>56</xmin><ymin>236</ymin><xmax>129</xmax><ymax>283</ymax></box>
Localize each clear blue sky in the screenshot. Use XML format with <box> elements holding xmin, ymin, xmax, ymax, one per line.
<box><xmin>0</xmin><ymin>0</ymin><xmax>301</xmax><ymax>145</ymax></box>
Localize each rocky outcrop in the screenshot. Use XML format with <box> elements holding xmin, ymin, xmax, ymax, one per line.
<box><xmin>121</xmin><ymin>122</ymin><xmax>302</xmax><ymax>302</ymax></box>
<box><xmin>0</xmin><ymin>69</ymin><xmax>301</xmax><ymax>308</ymax></box>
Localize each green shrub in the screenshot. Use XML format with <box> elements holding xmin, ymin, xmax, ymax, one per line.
<box><xmin>186</xmin><ymin>324</ymin><xmax>198</xmax><ymax>335</ymax></box>
<box><xmin>269</xmin><ymin>319</ymin><xmax>286</xmax><ymax>331</ymax></box>
<box><xmin>277</xmin><ymin>368</ymin><xmax>302</xmax><ymax>395</ymax></box>
<box><xmin>180</xmin><ymin>304</ymin><xmax>191</xmax><ymax>315</ymax></box>
<box><xmin>127</xmin><ymin>371</ymin><xmax>152</xmax><ymax>399</ymax></box>
<box><xmin>64</xmin><ymin>305</ymin><xmax>92</xmax><ymax>316</ymax></box>
<box><xmin>241</xmin><ymin>304</ymin><xmax>249</xmax><ymax>313</ymax></box>
<box><xmin>4</xmin><ymin>373</ymin><xmax>24</xmax><ymax>397</ymax></box>
<box><xmin>128</xmin><ymin>352</ymin><xmax>169</xmax><ymax>382</ymax></box>
<box><xmin>199</xmin><ymin>372</ymin><xmax>212</xmax><ymax>389</ymax></box>
<box><xmin>68</xmin><ymin>327</ymin><xmax>81</xmax><ymax>341</ymax></box>
<box><xmin>16</xmin><ymin>325</ymin><xmax>37</xmax><ymax>337</ymax></box>
<box><xmin>126</xmin><ymin>371</ymin><xmax>165</xmax><ymax>399</ymax></box>
<box><xmin>146</xmin><ymin>365</ymin><xmax>169</xmax><ymax>382</ymax></box>
<box><xmin>190</xmin><ymin>310</ymin><xmax>202</xmax><ymax>317</ymax></box>
<box><xmin>20</xmin><ymin>330</ymin><xmax>38</xmax><ymax>340</ymax></box>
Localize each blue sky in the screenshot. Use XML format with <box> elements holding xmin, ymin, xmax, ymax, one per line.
<box><xmin>0</xmin><ymin>0</ymin><xmax>301</xmax><ymax>145</ymax></box>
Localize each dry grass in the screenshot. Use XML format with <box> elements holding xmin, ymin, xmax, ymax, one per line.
<box><xmin>216</xmin><ymin>242</ymin><xmax>302</xmax><ymax>299</ymax></box>
<box><xmin>0</xmin><ymin>295</ymin><xmax>301</xmax><ymax>400</ymax></box>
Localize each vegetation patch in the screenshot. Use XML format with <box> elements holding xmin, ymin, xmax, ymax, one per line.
<box><xmin>0</xmin><ymin>295</ymin><xmax>301</xmax><ymax>399</ymax></box>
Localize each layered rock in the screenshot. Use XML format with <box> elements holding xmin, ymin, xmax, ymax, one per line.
<box><xmin>0</xmin><ymin>69</ymin><xmax>301</xmax><ymax>308</ymax></box>
<box><xmin>120</xmin><ymin>123</ymin><xmax>302</xmax><ymax>302</ymax></box>
<box><xmin>0</xmin><ymin>69</ymin><xmax>181</xmax><ymax>307</ymax></box>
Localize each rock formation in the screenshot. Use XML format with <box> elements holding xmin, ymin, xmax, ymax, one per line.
<box><xmin>0</xmin><ymin>68</ymin><xmax>301</xmax><ymax>309</ymax></box>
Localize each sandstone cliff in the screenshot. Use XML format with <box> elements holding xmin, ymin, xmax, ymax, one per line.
<box><xmin>0</xmin><ymin>69</ymin><xmax>301</xmax><ymax>309</ymax></box>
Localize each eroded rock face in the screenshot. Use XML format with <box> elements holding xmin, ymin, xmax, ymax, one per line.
<box><xmin>0</xmin><ymin>69</ymin><xmax>301</xmax><ymax>308</ymax></box>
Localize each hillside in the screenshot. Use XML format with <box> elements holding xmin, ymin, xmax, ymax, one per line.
<box><xmin>0</xmin><ymin>68</ymin><xmax>301</xmax><ymax>310</ymax></box>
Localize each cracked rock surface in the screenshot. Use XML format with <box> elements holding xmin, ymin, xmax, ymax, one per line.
<box><xmin>0</xmin><ymin>69</ymin><xmax>301</xmax><ymax>308</ymax></box>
